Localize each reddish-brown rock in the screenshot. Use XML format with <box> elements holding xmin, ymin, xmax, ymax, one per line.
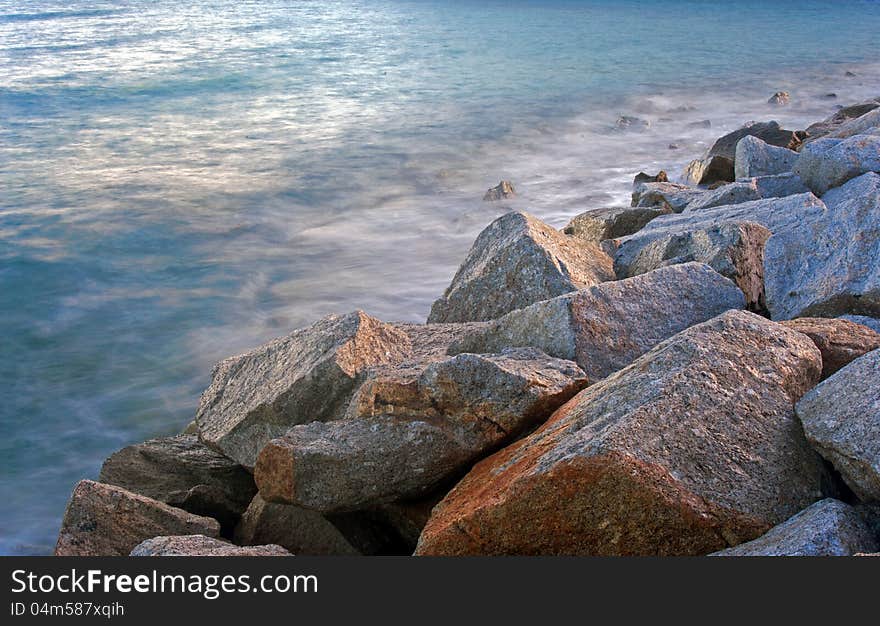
<box><xmin>780</xmin><ymin>317</ymin><xmax>880</xmax><ymax>379</ymax></box>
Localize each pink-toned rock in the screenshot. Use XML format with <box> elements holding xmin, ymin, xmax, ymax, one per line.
<box><xmin>131</xmin><ymin>535</ymin><xmax>291</xmax><ymax>556</ymax></box>
<box><xmin>780</xmin><ymin>317</ymin><xmax>880</xmax><ymax>379</ymax></box>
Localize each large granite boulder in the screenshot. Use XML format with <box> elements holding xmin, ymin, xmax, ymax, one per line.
<box><xmin>752</xmin><ymin>173</ymin><xmax>809</xmax><ymax>198</ymax></box>
<box><xmin>710</xmin><ymin>499</ymin><xmax>878</xmax><ymax>556</ymax></box>
<box><xmin>805</xmin><ymin>100</ymin><xmax>880</xmax><ymax>140</ymax></box>
<box><xmin>449</xmin><ymin>263</ymin><xmax>745</xmax><ymax>382</ymax></box>
<box><xmin>614</xmin><ymin>221</ymin><xmax>770</xmax><ymax>311</ymax></box>
<box><xmin>698</xmin><ymin>156</ymin><xmax>736</xmax><ymax>186</ymax></box>
<box><xmin>131</xmin><ymin>535</ymin><xmax>291</xmax><ymax>556</ymax></box>
<box><xmin>415</xmin><ymin>311</ymin><xmax>827</xmax><ymax>555</ymax></box>
<box><xmin>196</xmin><ymin>310</ymin><xmax>413</xmax><ymax>468</ymax></box>
<box><xmin>796</xmin><ymin>348</ymin><xmax>880</xmax><ymax>502</ymax></box>
<box><xmin>632</xmin><ymin>182</ymin><xmax>704</xmax><ymax>213</ymax></box>
<box><xmin>839</xmin><ymin>315</ymin><xmax>880</xmax><ymax>334</ymax></box>
<box><xmin>779</xmin><ymin>318</ymin><xmax>880</xmax><ymax>379</ymax></box>
<box><xmin>562</xmin><ymin>206</ymin><xmax>672</xmax><ymax>243</ymax></box>
<box><xmin>99</xmin><ymin>434</ymin><xmax>256</xmax><ymax>535</ymax></box>
<box><xmin>764</xmin><ymin>173</ymin><xmax>880</xmax><ymax>319</ymax></box>
<box><xmin>55</xmin><ymin>480</ymin><xmax>221</xmax><ymax>556</ymax></box>
<box><xmin>428</xmin><ymin>212</ymin><xmax>615</xmax><ymax>323</ymax></box>
<box><xmin>233</xmin><ymin>494</ymin><xmax>361</xmax><ymax>555</ymax></box>
<box><xmin>734</xmin><ymin>135</ymin><xmax>799</xmax><ymax>179</ymax></box>
<box><xmin>683</xmin><ymin>180</ymin><xmax>761</xmax><ymax>212</ymax></box>
<box><xmin>821</xmin><ymin>107</ymin><xmax>880</xmax><ymax>141</ymax></box>
<box><xmin>708</xmin><ymin>121</ymin><xmax>806</xmax><ymax>161</ymax></box>
<box><xmin>255</xmin><ymin>349</ymin><xmax>588</xmax><ymax>512</ymax></box>
<box><xmin>793</xmin><ymin>134</ymin><xmax>880</xmax><ymax>195</ymax></box>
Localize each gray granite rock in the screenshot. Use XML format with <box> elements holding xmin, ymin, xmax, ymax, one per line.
<box><xmin>794</xmin><ymin>134</ymin><xmax>880</xmax><ymax>195</ymax></box>
<box><xmin>752</xmin><ymin>172</ymin><xmax>810</xmax><ymax>198</ymax></box>
<box><xmin>710</xmin><ymin>499</ymin><xmax>878</xmax><ymax>556</ymax></box>
<box><xmin>428</xmin><ymin>212</ymin><xmax>615</xmax><ymax>323</ymax></box>
<box><xmin>734</xmin><ymin>135</ymin><xmax>799</xmax><ymax>179</ymax></box>
<box><xmin>797</xmin><ymin>348</ymin><xmax>880</xmax><ymax>502</ymax></box>
<box><xmin>449</xmin><ymin>262</ymin><xmax>745</xmax><ymax>381</ymax></box>
<box><xmin>632</xmin><ymin>182</ymin><xmax>704</xmax><ymax>213</ymax></box>
<box><xmin>196</xmin><ymin>310</ymin><xmax>413</xmax><ymax>468</ymax></box>
<box><xmin>562</xmin><ymin>206</ymin><xmax>672</xmax><ymax>243</ymax></box>
<box><xmin>416</xmin><ymin>311</ymin><xmax>827</xmax><ymax>556</ymax></box>
<box><xmin>764</xmin><ymin>173</ymin><xmax>880</xmax><ymax>319</ymax></box>
<box><xmin>708</xmin><ymin>121</ymin><xmax>806</xmax><ymax>161</ymax></box>
<box><xmin>684</xmin><ymin>180</ymin><xmax>761</xmax><ymax>212</ymax></box>
<box><xmin>131</xmin><ymin>535</ymin><xmax>291</xmax><ymax>556</ymax></box>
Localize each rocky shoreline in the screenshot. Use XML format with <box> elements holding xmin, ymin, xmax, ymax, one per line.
<box><xmin>54</xmin><ymin>95</ymin><xmax>880</xmax><ymax>557</ymax></box>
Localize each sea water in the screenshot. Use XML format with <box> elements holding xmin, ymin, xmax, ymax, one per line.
<box><xmin>1</xmin><ymin>0</ymin><xmax>879</xmax><ymax>555</ymax></box>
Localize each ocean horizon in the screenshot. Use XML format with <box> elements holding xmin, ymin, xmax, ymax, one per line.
<box><xmin>2</xmin><ymin>0</ymin><xmax>880</xmax><ymax>555</ymax></box>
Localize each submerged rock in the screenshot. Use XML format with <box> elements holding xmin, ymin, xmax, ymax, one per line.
<box><xmin>428</xmin><ymin>211</ymin><xmax>614</xmax><ymax>323</ymax></box>
<box><xmin>99</xmin><ymin>434</ymin><xmax>256</xmax><ymax>535</ymax></box>
<box><xmin>710</xmin><ymin>499</ymin><xmax>878</xmax><ymax>556</ymax></box>
<box><xmin>562</xmin><ymin>205</ymin><xmax>672</xmax><ymax>243</ymax></box>
<box><xmin>768</xmin><ymin>91</ymin><xmax>791</xmax><ymax>106</ymax></box>
<box><xmin>483</xmin><ymin>180</ymin><xmax>516</xmax><ymax>201</ymax></box>
<box><xmin>614</xmin><ymin>221</ymin><xmax>770</xmax><ymax>311</ymax></box>
<box><xmin>255</xmin><ymin>348</ymin><xmax>588</xmax><ymax>512</ymax></box>
<box><xmin>195</xmin><ymin>310</ymin><xmax>413</xmax><ymax>468</ymax></box>
<box><xmin>131</xmin><ymin>535</ymin><xmax>291</xmax><ymax>557</ymax></box>
<box><xmin>779</xmin><ymin>317</ymin><xmax>880</xmax><ymax>379</ymax></box>
<box><xmin>55</xmin><ymin>480</ymin><xmax>220</xmax><ymax>556</ymax></box>
<box><xmin>796</xmin><ymin>348</ymin><xmax>880</xmax><ymax>502</ymax></box>
<box><xmin>794</xmin><ymin>134</ymin><xmax>880</xmax><ymax>195</ymax></box>
<box><xmin>764</xmin><ymin>173</ymin><xmax>880</xmax><ymax>319</ymax></box>
<box><xmin>734</xmin><ymin>135</ymin><xmax>799</xmax><ymax>179</ymax></box>
<box><xmin>416</xmin><ymin>311</ymin><xmax>826</xmax><ymax>555</ymax></box>
<box><xmin>449</xmin><ymin>262</ymin><xmax>745</xmax><ymax>381</ymax></box>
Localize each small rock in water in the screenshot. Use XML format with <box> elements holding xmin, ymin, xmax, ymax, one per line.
<box><xmin>845</xmin><ymin>70</ymin><xmax>857</xmax><ymax>77</ymax></box>
<box><xmin>615</xmin><ymin>115</ymin><xmax>651</xmax><ymax>130</ymax></box>
<box><xmin>688</xmin><ymin>119</ymin><xmax>712</xmax><ymax>128</ymax></box>
<box><xmin>482</xmin><ymin>180</ymin><xmax>516</xmax><ymax>201</ymax></box>
<box><xmin>668</xmin><ymin>143</ymin><xmax>680</xmax><ymax>150</ymax></box>
<box><xmin>822</xmin><ymin>93</ymin><xmax>838</xmax><ymax>99</ymax></box>
<box><xmin>632</xmin><ymin>170</ymin><xmax>668</xmax><ymax>185</ymax></box>
<box><xmin>768</xmin><ymin>91</ymin><xmax>791</xmax><ymax>106</ymax></box>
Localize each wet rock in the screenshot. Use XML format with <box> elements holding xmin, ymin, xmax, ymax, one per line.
<box><xmin>561</xmin><ymin>206</ymin><xmax>673</xmax><ymax>243</ymax></box>
<box><xmin>416</xmin><ymin>311</ymin><xmax>826</xmax><ymax>556</ymax></box>
<box><xmin>794</xmin><ymin>134</ymin><xmax>880</xmax><ymax>195</ymax></box>
<box><xmin>710</xmin><ymin>499</ymin><xmax>877</xmax><ymax>556</ymax></box>
<box><xmin>839</xmin><ymin>315</ymin><xmax>880</xmax><ymax>334</ymax></box>
<box><xmin>255</xmin><ymin>348</ymin><xmax>588</xmax><ymax>512</ymax></box>
<box><xmin>55</xmin><ymin>480</ymin><xmax>221</xmax><ymax>556</ymax></box>
<box><xmin>614</xmin><ymin>221</ymin><xmax>770</xmax><ymax>312</ymax></box>
<box><xmin>684</xmin><ymin>180</ymin><xmax>761</xmax><ymax>212</ymax></box>
<box><xmin>99</xmin><ymin>435</ymin><xmax>256</xmax><ymax>535</ymax></box>
<box><xmin>768</xmin><ymin>91</ymin><xmax>791</xmax><ymax>106</ymax></box>
<box><xmin>779</xmin><ymin>318</ymin><xmax>880</xmax><ymax>379</ymax></box>
<box><xmin>708</xmin><ymin>121</ymin><xmax>807</xmax><ymax>162</ymax></box>
<box><xmin>752</xmin><ymin>172</ymin><xmax>810</xmax><ymax>198</ymax></box>
<box><xmin>697</xmin><ymin>155</ymin><xmax>735</xmax><ymax>186</ymax></box>
<box><xmin>483</xmin><ymin>180</ymin><xmax>516</xmax><ymax>202</ymax></box>
<box><xmin>764</xmin><ymin>174</ymin><xmax>880</xmax><ymax>319</ymax></box>
<box><xmin>632</xmin><ymin>181</ymin><xmax>703</xmax><ymax>212</ymax></box>
<box><xmin>233</xmin><ymin>494</ymin><xmax>360</xmax><ymax>555</ymax></box>
<box><xmin>796</xmin><ymin>348</ymin><xmax>880</xmax><ymax>502</ymax></box>
<box><xmin>428</xmin><ymin>212</ymin><xmax>615</xmax><ymax>323</ymax></box>
<box><xmin>449</xmin><ymin>262</ymin><xmax>745</xmax><ymax>381</ymax></box>
<box><xmin>633</xmin><ymin>171</ymin><xmax>668</xmax><ymax>185</ymax></box>
<box><xmin>196</xmin><ymin>310</ymin><xmax>413</xmax><ymax>468</ymax></box>
<box><xmin>131</xmin><ymin>535</ymin><xmax>291</xmax><ymax>557</ymax></box>
<box><xmin>734</xmin><ymin>135</ymin><xmax>799</xmax><ymax>179</ymax></box>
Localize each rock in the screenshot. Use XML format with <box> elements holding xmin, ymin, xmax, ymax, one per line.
<box><xmin>427</xmin><ymin>212</ymin><xmax>615</xmax><ymax>323</ymax></box>
<box><xmin>698</xmin><ymin>155</ymin><xmax>735</xmax><ymax>186</ymax></box>
<box><xmin>752</xmin><ymin>172</ymin><xmax>810</xmax><ymax>198</ymax></box>
<box><xmin>805</xmin><ymin>100</ymin><xmax>880</xmax><ymax>140</ymax></box>
<box><xmin>255</xmin><ymin>348</ymin><xmax>588</xmax><ymax>512</ymax></box>
<box><xmin>54</xmin><ymin>480</ymin><xmax>221</xmax><ymax>556</ymax></box>
<box><xmin>779</xmin><ymin>318</ymin><xmax>880</xmax><ymax>379</ymax></box>
<box><xmin>708</xmin><ymin>121</ymin><xmax>807</xmax><ymax>162</ymax></box>
<box><xmin>632</xmin><ymin>182</ymin><xmax>704</xmax><ymax>212</ymax></box>
<box><xmin>615</xmin><ymin>115</ymin><xmax>650</xmax><ymax>130</ymax></box>
<box><xmin>793</xmin><ymin>134</ymin><xmax>880</xmax><ymax>195</ymax></box>
<box><xmin>182</xmin><ymin>420</ymin><xmax>199</xmax><ymax>435</ymax></box>
<box><xmin>483</xmin><ymin>180</ymin><xmax>516</xmax><ymax>202</ymax></box>
<box><xmin>131</xmin><ymin>535</ymin><xmax>291</xmax><ymax>557</ymax></box>
<box><xmin>710</xmin><ymin>499</ymin><xmax>878</xmax><ymax>556</ymax></box>
<box><xmin>415</xmin><ymin>311</ymin><xmax>827</xmax><ymax>556</ymax></box>
<box><xmin>196</xmin><ymin>310</ymin><xmax>413</xmax><ymax>468</ymax></box>
<box><xmin>734</xmin><ymin>135</ymin><xmax>799</xmax><ymax>179</ymax></box>
<box><xmin>839</xmin><ymin>315</ymin><xmax>880</xmax><ymax>334</ymax></box>
<box><xmin>682</xmin><ymin>159</ymin><xmax>705</xmax><ymax>185</ymax></box>
<box><xmin>448</xmin><ymin>262</ymin><xmax>745</xmax><ymax>381</ymax></box>
<box><xmin>614</xmin><ymin>221</ymin><xmax>771</xmax><ymax>312</ymax></box>
<box><xmin>561</xmin><ymin>206</ymin><xmax>673</xmax><ymax>243</ymax></box>
<box><xmin>796</xmin><ymin>348</ymin><xmax>880</xmax><ymax>502</ymax></box>
<box><xmin>233</xmin><ymin>494</ymin><xmax>361</xmax><ymax>555</ymax></box>
<box><xmin>768</xmin><ymin>91</ymin><xmax>791</xmax><ymax>106</ymax></box>
<box><xmin>821</xmin><ymin>107</ymin><xmax>880</xmax><ymax>141</ymax></box>
<box><xmin>99</xmin><ymin>435</ymin><xmax>256</xmax><ymax>535</ymax></box>
<box><xmin>684</xmin><ymin>180</ymin><xmax>761</xmax><ymax>212</ymax></box>
<box><xmin>822</xmin><ymin>93</ymin><xmax>838</xmax><ymax>100</ymax></box>
<box><xmin>764</xmin><ymin>174</ymin><xmax>880</xmax><ymax>319</ymax></box>
<box><xmin>633</xmin><ymin>171</ymin><xmax>668</xmax><ymax>185</ymax></box>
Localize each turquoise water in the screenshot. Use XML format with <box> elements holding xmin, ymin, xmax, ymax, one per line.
<box><xmin>1</xmin><ymin>0</ymin><xmax>879</xmax><ymax>555</ymax></box>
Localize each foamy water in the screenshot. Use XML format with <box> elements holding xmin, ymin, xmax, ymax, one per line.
<box><xmin>2</xmin><ymin>0</ymin><xmax>879</xmax><ymax>554</ymax></box>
